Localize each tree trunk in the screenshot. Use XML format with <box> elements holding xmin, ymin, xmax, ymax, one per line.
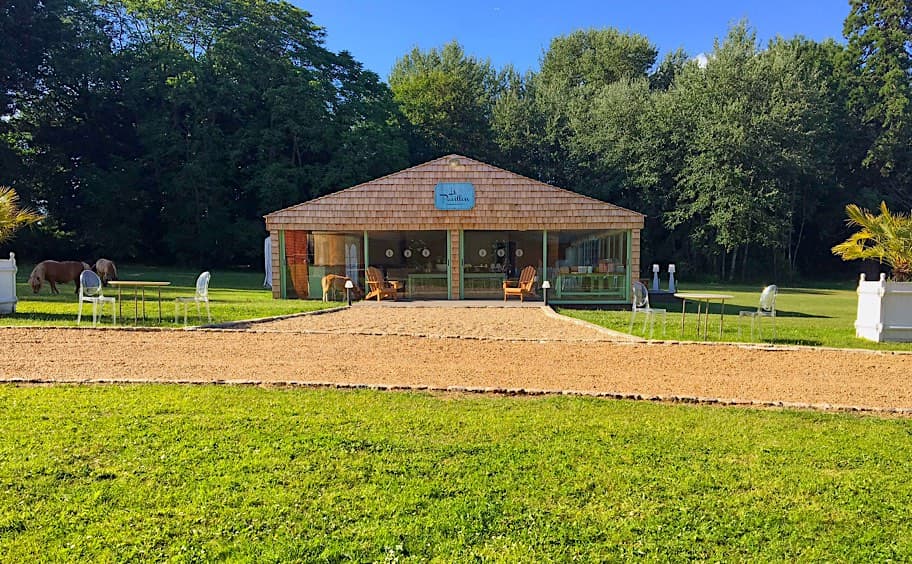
<box><xmin>741</xmin><ymin>244</ymin><xmax>749</xmax><ymax>281</ymax></box>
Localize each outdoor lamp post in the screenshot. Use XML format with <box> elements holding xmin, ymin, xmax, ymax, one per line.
<box><xmin>668</xmin><ymin>264</ymin><xmax>676</xmax><ymax>293</ymax></box>
<box><xmin>652</xmin><ymin>263</ymin><xmax>660</xmax><ymax>291</ymax></box>
<box><xmin>542</xmin><ymin>280</ymin><xmax>551</xmax><ymax>306</ymax></box>
<box><xmin>344</xmin><ymin>279</ymin><xmax>354</xmax><ymax>306</ymax></box>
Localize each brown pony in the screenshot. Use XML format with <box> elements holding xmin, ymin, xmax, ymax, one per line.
<box><xmin>321</xmin><ymin>274</ymin><xmax>363</xmax><ymax>302</ymax></box>
<box><xmin>28</xmin><ymin>260</ymin><xmax>91</xmax><ymax>294</ymax></box>
<box><xmin>92</xmin><ymin>258</ymin><xmax>118</xmax><ymax>286</ymax></box>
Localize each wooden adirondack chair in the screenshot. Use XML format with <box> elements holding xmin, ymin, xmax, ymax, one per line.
<box><xmin>503</xmin><ymin>266</ymin><xmax>537</xmax><ymax>301</ymax></box>
<box><xmin>365</xmin><ymin>266</ymin><xmax>401</xmax><ymax>301</ymax></box>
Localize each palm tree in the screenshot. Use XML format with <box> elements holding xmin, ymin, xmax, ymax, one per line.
<box><xmin>0</xmin><ymin>186</ymin><xmax>43</xmax><ymax>244</ymax></box>
<box><xmin>831</xmin><ymin>202</ymin><xmax>912</xmax><ymax>282</ymax></box>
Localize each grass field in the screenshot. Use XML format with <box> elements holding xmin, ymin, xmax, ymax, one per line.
<box><xmin>3</xmin><ymin>265</ymin><xmax>337</xmax><ymax>327</ymax></box>
<box><xmin>0</xmin><ymin>385</ymin><xmax>910</xmax><ymax>561</ymax></box>
<box><xmin>561</xmin><ymin>280</ymin><xmax>912</xmax><ymax>352</ymax></box>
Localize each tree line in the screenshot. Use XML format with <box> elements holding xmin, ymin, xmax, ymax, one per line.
<box><xmin>2</xmin><ymin>0</ymin><xmax>910</xmax><ymax>281</ymax></box>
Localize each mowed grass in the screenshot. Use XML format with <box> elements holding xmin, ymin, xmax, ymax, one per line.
<box><xmin>561</xmin><ymin>281</ymin><xmax>912</xmax><ymax>351</ymax></box>
<box><xmin>1</xmin><ymin>385</ymin><xmax>910</xmax><ymax>561</ymax></box>
<box><xmin>3</xmin><ymin>265</ymin><xmax>338</xmax><ymax>327</ymax></box>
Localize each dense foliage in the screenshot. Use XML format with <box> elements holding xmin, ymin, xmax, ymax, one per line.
<box><xmin>2</xmin><ymin>0</ymin><xmax>407</xmax><ymax>265</ymax></box>
<box><xmin>2</xmin><ymin>1</ymin><xmax>910</xmax><ymax>280</ymax></box>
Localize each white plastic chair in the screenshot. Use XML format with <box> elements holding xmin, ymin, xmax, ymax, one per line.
<box><xmin>175</xmin><ymin>271</ymin><xmax>211</xmax><ymax>325</ymax></box>
<box><xmin>77</xmin><ymin>270</ymin><xmax>116</xmax><ymax>327</ymax></box>
<box><xmin>739</xmin><ymin>285</ymin><xmax>778</xmax><ymax>340</ymax></box>
<box><xmin>629</xmin><ymin>281</ymin><xmax>666</xmax><ymax>338</ymax></box>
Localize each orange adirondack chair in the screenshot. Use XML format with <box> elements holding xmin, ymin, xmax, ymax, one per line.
<box><xmin>365</xmin><ymin>266</ymin><xmax>401</xmax><ymax>301</ymax></box>
<box><xmin>503</xmin><ymin>266</ymin><xmax>536</xmax><ymax>301</ymax></box>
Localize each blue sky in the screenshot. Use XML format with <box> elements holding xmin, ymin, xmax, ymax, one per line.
<box><xmin>294</xmin><ymin>0</ymin><xmax>849</xmax><ymax>80</ymax></box>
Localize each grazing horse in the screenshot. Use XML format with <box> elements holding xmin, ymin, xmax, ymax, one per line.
<box><xmin>28</xmin><ymin>260</ymin><xmax>91</xmax><ymax>294</ymax></box>
<box><xmin>92</xmin><ymin>258</ymin><xmax>118</xmax><ymax>286</ymax></box>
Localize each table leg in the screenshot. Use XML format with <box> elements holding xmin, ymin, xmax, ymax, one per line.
<box><xmin>680</xmin><ymin>299</ymin><xmax>687</xmax><ymax>337</ymax></box>
<box><xmin>719</xmin><ymin>299</ymin><xmax>725</xmax><ymax>339</ymax></box>
<box><xmin>703</xmin><ymin>300</ymin><xmax>712</xmax><ymax>341</ymax></box>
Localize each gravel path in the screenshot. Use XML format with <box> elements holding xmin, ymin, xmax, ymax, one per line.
<box><xmin>243</xmin><ymin>306</ymin><xmax>632</xmax><ymax>341</ymax></box>
<box><xmin>2</xmin><ymin>306</ymin><xmax>912</xmax><ymax>413</ymax></box>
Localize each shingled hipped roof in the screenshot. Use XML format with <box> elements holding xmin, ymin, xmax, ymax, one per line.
<box><xmin>265</xmin><ymin>154</ymin><xmax>644</xmax><ymax>232</ymax></box>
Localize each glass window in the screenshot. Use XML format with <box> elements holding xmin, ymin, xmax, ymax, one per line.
<box><xmin>546</xmin><ymin>230</ymin><xmax>628</xmax><ymax>301</ymax></box>
<box><xmin>462</xmin><ymin>231</ymin><xmax>542</xmax><ymax>298</ymax></box>
<box><xmin>367</xmin><ymin>231</ymin><xmax>449</xmax><ymax>299</ymax></box>
<box><xmin>283</xmin><ymin>230</ymin><xmax>363</xmax><ymax>299</ymax></box>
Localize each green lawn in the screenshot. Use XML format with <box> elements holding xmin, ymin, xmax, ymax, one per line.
<box><xmin>3</xmin><ymin>265</ymin><xmax>338</xmax><ymax>327</ymax></box>
<box><xmin>5</xmin><ymin>265</ymin><xmax>907</xmax><ymax>352</ymax></box>
<box><xmin>561</xmin><ymin>280</ymin><xmax>912</xmax><ymax>352</ymax></box>
<box><xmin>0</xmin><ymin>385</ymin><xmax>910</xmax><ymax>561</ymax></box>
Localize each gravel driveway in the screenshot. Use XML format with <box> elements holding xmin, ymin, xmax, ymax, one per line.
<box><xmin>3</xmin><ymin>307</ymin><xmax>911</xmax><ymax>414</ymax></box>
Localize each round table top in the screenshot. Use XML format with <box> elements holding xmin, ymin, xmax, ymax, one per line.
<box><xmin>674</xmin><ymin>292</ymin><xmax>734</xmax><ymax>300</ymax></box>
<box><xmin>108</xmin><ymin>280</ymin><xmax>171</xmax><ymax>287</ymax></box>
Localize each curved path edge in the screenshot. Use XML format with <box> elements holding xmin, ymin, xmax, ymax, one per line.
<box><xmin>3</xmin><ymin>377</ymin><xmax>909</xmax><ymax>416</ymax></box>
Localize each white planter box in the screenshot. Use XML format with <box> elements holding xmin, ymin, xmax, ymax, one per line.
<box><xmin>0</xmin><ymin>252</ymin><xmax>17</xmax><ymax>314</ymax></box>
<box><xmin>855</xmin><ymin>273</ymin><xmax>912</xmax><ymax>342</ymax></box>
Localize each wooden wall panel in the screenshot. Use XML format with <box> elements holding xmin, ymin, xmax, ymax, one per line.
<box><xmin>269</xmin><ymin>231</ymin><xmax>280</xmax><ymax>299</ymax></box>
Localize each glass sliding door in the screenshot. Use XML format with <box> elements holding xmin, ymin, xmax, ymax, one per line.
<box><xmin>546</xmin><ymin>230</ymin><xmax>629</xmax><ymax>302</ymax></box>
<box><xmin>367</xmin><ymin>231</ymin><xmax>449</xmax><ymax>299</ymax></box>
<box><xmin>282</xmin><ymin>231</ymin><xmax>364</xmax><ymax>299</ymax></box>
<box><xmin>462</xmin><ymin>231</ymin><xmax>543</xmax><ymax>299</ymax></box>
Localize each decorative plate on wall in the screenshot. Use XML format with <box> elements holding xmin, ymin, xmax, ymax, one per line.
<box><xmin>385</xmin><ymin>249</ymin><xmax>394</xmax><ymax>258</ymax></box>
<box><xmin>515</xmin><ymin>249</ymin><xmax>524</xmax><ymax>257</ymax></box>
<box><xmin>404</xmin><ymin>249</ymin><xmax>412</xmax><ymax>258</ymax></box>
<box><xmin>478</xmin><ymin>249</ymin><xmax>487</xmax><ymax>257</ymax></box>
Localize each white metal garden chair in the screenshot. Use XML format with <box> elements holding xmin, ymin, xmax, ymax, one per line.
<box><xmin>739</xmin><ymin>284</ymin><xmax>778</xmax><ymax>340</ymax></box>
<box><xmin>175</xmin><ymin>271</ymin><xmax>211</xmax><ymax>325</ymax></box>
<box><xmin>77</xmin><ymin>269</ymin><xmax>116</xmax><ymax>327</ymax></box>
<box><xmin>629</xmin><ymin>280</ymin><xmax>666</xmax><ymax>338</ymax></box>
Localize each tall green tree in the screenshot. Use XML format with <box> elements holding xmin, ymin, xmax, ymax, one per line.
<box><xmin>843</xmin><ymin>0</ymin><xmax>912</xmax><ymax>207</ymax></box>
<box><xmin>13</xmin><ymin>0</ymin><xmax>406</xmax><ymax>265</ymax></box>
<box><xmin>666</xmin><ymin>24</ymin><xmax>841</xmax><ymax>280</ymax></box>
<box><xmin>389</xmin><ymin>41</ymin><xmax>502</xmax><ymax>161</ymax></box>
<box><xmin>531</xmin><ymin>29</ymin><xmax>659</xmax><ymax>191</ymax></box>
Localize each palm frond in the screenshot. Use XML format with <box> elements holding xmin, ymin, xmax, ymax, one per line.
<box><xmin>832</xmin><ymin>201</ymin><xmax>912</xmax><ymax>281</ymax></box>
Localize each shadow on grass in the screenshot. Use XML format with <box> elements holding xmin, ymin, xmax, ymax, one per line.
<box><xmin>681</xmin><ymin>302</ymin><xmax>830</xmax><ymax>319</ymax></box>
<box><xmin>764</xmin><ymin>337</ymin><xmax>824</xmax><ymax>346</ymax></box>
<box><xmin>2</xmin><ymin>312</ymin><xmax>77</xmax><ymax>323</ymax></box>
<box><xmin>779</xmin><ymin>288</ymin><xmax>839</xmax><ymax>296</ymax></box>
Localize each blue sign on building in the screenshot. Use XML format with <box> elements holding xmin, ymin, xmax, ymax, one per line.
<box><xmin>434</xmin><ymin>182</ymin><xmax>475</xmax><ymax>210</ymax></box>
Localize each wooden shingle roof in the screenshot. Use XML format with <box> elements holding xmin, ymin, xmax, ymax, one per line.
<box><xmin>265</xmin><ymin>154</ymin><xmax>644</xmax><ymax>231</ymax></box>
